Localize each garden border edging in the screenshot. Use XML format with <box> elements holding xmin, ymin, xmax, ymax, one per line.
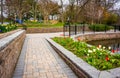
<box><xmin>46</xmin><ymin>38</ymin><xmax>119</xmax><ymax>78</ymax></box>
<box><xmin>73</xmin><ymin>32</ymin><xmax>120</xmax><ymax>42</ymax></box>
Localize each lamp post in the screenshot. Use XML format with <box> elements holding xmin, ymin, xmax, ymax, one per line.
<box><xmin>1</xmin><ymin>0</ymin><xmax>3</xmax><ymax>24</ymax></box>
<box><xmin>68</xmin><ymin>0</ymin><xmax>75</xmax><ymax>36</ymax></box>
<box><xmin>67</xmin><ymin>17</ymin><xmax>71</xmax><ymax>37</ymax></box>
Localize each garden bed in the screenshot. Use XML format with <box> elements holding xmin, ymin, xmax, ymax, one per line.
<box><xmin>47</xmin><ymin>37</ymin><xmax>120</xmax><ymax>78</ymax></box>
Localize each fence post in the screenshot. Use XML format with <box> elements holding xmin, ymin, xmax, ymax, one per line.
<box><xmin>63</xmin><ymin>25</ymin><xmax>65</xmax><ymax>36</ymax></box>
<box><xmin>69</xmin><ymin>24</ymin><xmax>71</xmax><ymax>37</ymax></box>
<box><xmin>83</xmin><ymin>24</ymin><xmax>85</xmax><ymax>34</ymax></box>
<box><xmin>114</xmin><ymin>25</ymin><xmax>116</xmax><ymax>32</ymax></box>
<box><xmin>75</xmin><ymin>24</ymin><xmax>77</xmax><ymax>35</ymax></box>
<box><xmin>105</xmin><ymin>25</ymin><xmax>106</xmax><ymax>33</ymax></box>
<box><xmin>94</xmin><ymin>25</ymin><xmax>95</xmax><ymax>34</ymax></box>
<box><xmin>118</xmin><ymin>25</ymin><xmax>120</xmax><ymax>31</ymax></box>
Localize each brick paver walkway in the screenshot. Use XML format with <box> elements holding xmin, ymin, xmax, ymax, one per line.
<box><xmin>13</xmin><ymin>33</ymin><xmax>78</xmax><ymax>78</ymax></box>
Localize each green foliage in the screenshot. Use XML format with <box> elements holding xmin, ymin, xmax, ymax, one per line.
<box><xmin>0</xmin><ymin>24</ymin><xmax>17</xmax><ymax>33</ymax></box>
<box><xmin>53</xmin><ymin>37</ymin><xmax>120</xmax><ymax>70</ymax></box>
<box><xmin>89</xmin><ymin>24</ymin><xmax>113</xmax><ymax>31</ymax></box>
<box><xmin>103</xmin><ymin>13</ymin><xmax>118</xmax><ymax>25</ymax></box>
<box><xmin>24</xmin><ymin>21</ymin><xmax>64</xmax><ymax>28</ymax></box>
<box><xmin>107</xmin><ymin>14</ymin><xmax>118</xmax><ymax>25</ymax></box>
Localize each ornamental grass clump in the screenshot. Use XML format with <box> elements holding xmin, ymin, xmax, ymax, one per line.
<box><xmin>52</xmin><ymin>37</ymin><xmax>120</xmax><ymax>70</ymax></box>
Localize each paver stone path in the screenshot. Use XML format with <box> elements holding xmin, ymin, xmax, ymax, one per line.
<box><xmin>13</xmin><ymin>33</ymin><xmax>78</xmax><ymax>78</ymax></box>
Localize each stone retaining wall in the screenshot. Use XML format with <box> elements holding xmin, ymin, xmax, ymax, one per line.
<box><xmin>0</xmin><ymin>29</ymin><xmax>21</xmax><ymax>39</ymax></box>
<box><xmin>75</xmin><ymin>32</ymin><xmax>120</xmax><ymax>42</ymax></box>
<box><xmin>26</xmin><ymin>27</ymin><xmax>63</xmax><ymax>33</ymax></box>
<box><xmin>0</xmin><ymin>30</ymin><xmax>26</xmax><ymax>78</ymax></box>
<box><xmin>26</xmin><ymin>26</ymin><xmax>91</xmax><ymax>33</ymax></box>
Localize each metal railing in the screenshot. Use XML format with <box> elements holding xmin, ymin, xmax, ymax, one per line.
<box><xmin>63</xmin><ymin>24</ymin><xmax>86</xmax><ymax>36</ymax></box>
<box><xmin>63</xmin><ymin>24</ymin><xmax>120</xmax><ymax>37</ymax></box>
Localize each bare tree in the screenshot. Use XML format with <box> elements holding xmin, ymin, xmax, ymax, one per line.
<box><xmin>65</xmin><ymin>0</ymin><xmax>90</xmax><ymax>23</ymax></box>
<box><xmin>38</xmin><ymin>0</ymin><xmax>60</xmax><ymax>23</ymax></box>
<box><xmin>79</xmin><ymin>0</ymin><xmax>119</xmax><ymax>24</ymax></box>
<box><xmin>5</xmin><ymin>0</ymin><xmax>34</xmax><ymax>22</ymax></box>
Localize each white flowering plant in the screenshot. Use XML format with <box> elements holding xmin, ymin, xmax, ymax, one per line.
<box><xmin>53</xmin><ymin>37</ymin><xmax>120</xmax><ymax>70</ymax></box>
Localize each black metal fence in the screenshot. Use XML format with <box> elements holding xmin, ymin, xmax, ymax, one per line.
<box><xmin>63</xmin><ymin>24</ymin><xmax>86</xmax><ymax>36</ymax></box>
<box><xmin>63</xmin><ymin>24</ymin><xmax>120</xmax><ymax>37</ymax></box>
<box><xmin>113</xmin><ymin>25</ymin><xmax>120</xmax><ymax>32</ymax></box>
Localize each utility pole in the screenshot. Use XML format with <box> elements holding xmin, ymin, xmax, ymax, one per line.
<box><xmin>1</xmin><ymin>0</ymin><xmax>3</xmax><ymax>24</ymax></box>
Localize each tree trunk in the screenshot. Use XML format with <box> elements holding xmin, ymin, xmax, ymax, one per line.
<box><xmin>33</xmin><ymin>0</ymin><xmax>38</xmax><ymax>22</ymax></box>
<box><xmin>60</xmin><ymin>0</ymin><xmax>64</xmax><ymax>23</ymax></box>
<box><xmin>44</xmin><ymin>15</ymin><xmax>49</xmax><ymax>24</ymax></box>
<box><xmin>1</xmin><ymin>0</ymin><xmax>4</xmax><ymax>24</ymax></box>
<box><xmin>18</xmin><ymin>10</ymin><xmax>23</xmax><ymax>24</ymax></box>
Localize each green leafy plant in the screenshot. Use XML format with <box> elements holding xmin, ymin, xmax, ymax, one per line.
<box><xmin>52</xmin><ymin>37</ymin><xmax>120</xmax><ymax>70</ymax></box>
<box><xmin>0</xmin><ymin>24</ymin><xmax>17</xmax><ymax>33</ymax></box>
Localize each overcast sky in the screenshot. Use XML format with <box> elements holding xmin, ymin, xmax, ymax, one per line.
<box><xmin>115</xmin><ymin>2</ymin><xmax>120</xmax><ymax>9</ymax></box>
<box><xmin>54</xmin><ymin>0</ymin><xmax>69</xmax><ymax>5</ymax></box>
<box><xmin>54</xmin><ymin>0</ymin><xmax>120</xmax><ymax>9</ymax></box>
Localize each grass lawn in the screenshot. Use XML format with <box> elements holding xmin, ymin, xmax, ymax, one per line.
<box><xmin>19</xmin><ymin>21</ymin><xmax>64</xmax><ymax>28</ymax></box>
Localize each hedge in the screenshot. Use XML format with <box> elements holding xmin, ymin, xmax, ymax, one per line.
<box><xmin>89</xmin><ymin>24</ymin><xmax>113</xmax><ymax>31</ymax></box>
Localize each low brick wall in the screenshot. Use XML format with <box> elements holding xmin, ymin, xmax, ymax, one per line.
<box><xmin>0</xmin><ymin>29</ymin><xmax>21</xmax><ymax>39</ymax></box>
<box><xmin>0</xmin><ymin>30</ymin><xmax>26</xmax><ymax>78</ymax></box>
<box><xmin>26</xmin><ymin>27</ymin><xmax>63</xmax><ymax>33</ymax></box>
<box><xmin>75</xmin><ymin>32</ymin><xmax>120</xmax><ymax>42</ymax></box>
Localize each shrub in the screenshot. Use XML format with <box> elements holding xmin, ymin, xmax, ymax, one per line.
<box><xmin>0</xmin><ymin>24</ymin><xmax>17</xmax><ymax>33</ymax></box>
<box><xmin>89</xmin><ymin>24</ymin><xmax>113</xmax><ymax>31</ymax></box>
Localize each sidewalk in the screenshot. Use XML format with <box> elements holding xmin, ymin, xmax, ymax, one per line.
<box><xmin>12</xmin><ymin>33</ymin><xmax>78</xmax><ymax>78</ymax></box>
